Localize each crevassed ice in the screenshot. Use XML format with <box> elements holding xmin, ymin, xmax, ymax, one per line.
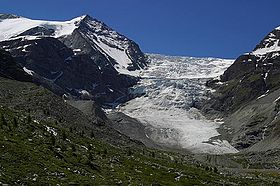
<box><xmin>119</xmin><ymin>54</ymin><xmax>237</xmax><ymax>154</ymax></box>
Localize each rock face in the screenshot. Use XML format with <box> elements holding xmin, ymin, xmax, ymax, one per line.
<box><xmin>0</xmin><ymin>13</ymin><xmax>20</xmax><ymax>19</ymax></box>
<box><xmin>0</xmin><ymin>49</ymin><xmax>31</xmax><ymax>82</ymax></box>
<box><xmin>60</xmin><ymin>15</ymin><xmax>146</xmax><ymax>73</ymax></box>
<box><xmin>209</xmin><ymin>27</ymin><xmax>280</xmax><ymax>113</ymax></box>
<box><xmin>203</xmin><ymin>26</ymin><xmax>280</xmax><ymax>152</ymax></box>
<box><xmin>0</xmin><ymin>14</ymin><xmax>147</xmax><ymax>106</ymax></box>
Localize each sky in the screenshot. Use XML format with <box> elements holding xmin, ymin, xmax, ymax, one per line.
<box><xmin>0</xmin><ymin>0</ymin><xmax>280</xmax><ymax>59</ymax></box>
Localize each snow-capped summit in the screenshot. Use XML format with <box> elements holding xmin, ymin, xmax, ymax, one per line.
<box><xmin>0</xmin><ymin>14</ymin><xmax>147</xmax><ymax>105</ymax></box>
<box><xmin>0</xmin><ymin>14</ymin><xmax>146</xmax><ymax>75</ymax></box>
<box><xmin>0</xmin><ymin>15</ymin><xmax>83</xmax><ymax>41</ymax></box>
<box><xmin>0</xmin><ymin>13</ymin><xmax>21</xmax><ymax>20</ymax></box>
<box><xmin>252</xmin><ymin>26</ymin><xmax>280</xmax><ymax>56</ymax></box>
<box><xmin>64</xmin><ymin>14</ymin><xmax>147</xmax><ymax>75</ymax></box>
<box><xmin>203</xmin><ymin>25</ymin><xmax>280</xmax><ymax>153</ymax></box>
<box><xmin>221</xmin><ymin>25</ymin><xmax>280</xmax><ymax>85</ymax></box>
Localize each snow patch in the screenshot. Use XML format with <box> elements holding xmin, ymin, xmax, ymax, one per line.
<box><xmin>0</xmin><ymin>15</ymin><xmax>86</xmax><ymax>41</ymax></box>
<box><xmin>79</xmin><ymin>90</ymin><xmax>90</xmax><ymax>96</ymax></box>
<box><xmin>274</xmin><ymin>95</ymin><xmax>280</xmax><ymax>103</ymax></box>
<box><xmin>253</xmin><ymin>39</ymin><xmax>280</xmax><ymax>55</ymax></box>
<box><xmin>45</xmin><ymin>125</ymin><xmax>57</xmax><ymax>136</ymax></box>
<box><xmin>85</xmin><ymin>32</ymin><xmax>140</xmax><ymax>76</ymax></box>
<box><xmin>23</xmin><ymin>67</ymin><xmax>35</xmax><ymax>76</ymax></box>
<box><xmin>257</xmin><ymin>90</ymin><xmax>270</xmax><ymax>100</ymax></box>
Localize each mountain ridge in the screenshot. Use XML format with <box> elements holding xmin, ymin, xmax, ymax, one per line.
<box><xmin>1</xmin><ymin>13</ymin><xmax>280</xmax><ymax>183</ymax></box>
<box><xmin>0</xmin><ymin>53</ymin><xmax>278</xmax><ymax>185</ymax></box>
<box><xmin>0</xmin><ymin>13</ymin><xmax>147</xmax><ymax>75</ymax></box>
<box><xmin>203</xmin><ymin>24</ymin><xmax>280</xmax><ymax>152</ymax></box>
<box><xmin>0</xmin><ymin>13</ymin><xmax>147</xmax><ymax>106</ymax></box>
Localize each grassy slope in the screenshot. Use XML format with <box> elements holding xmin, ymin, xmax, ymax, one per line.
<box><xmin>0</xmin><ymin>78</ymin><xmax>279</xmax><ymax>185</ymax></box>
<box><xmin>1</xmin><ymin>106</ymin><xmax>279</xmax><ymax>185</ymax></box>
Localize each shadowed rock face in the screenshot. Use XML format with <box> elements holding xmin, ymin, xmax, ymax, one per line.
<box><xmin>205</xmin><ymin>28</ymin><xmax>280</xmax><ymax>113</ymax></box>
<box><xmin>62</xmin><ymin>15</ymin><xmax>147</xmax><ymax>71</ymax></box>
<box><xmin>16</xmin><ymin>26</ymin><xmax>55</xmax><ymax>37</ymax></box>
<box><xmin>0</xmin><ymin>37</ymin><xmax>138</xmax><ymax>105</ymax></box>
<box><xmin>0</xmin><ymin>36</ymin><xmax>142</xmax><ymax>148</ymax></box>
<box><xmin>203</xmin><ymin>27</ymin><xmax>280</xmax><ymax>152</ymax></box>
<box><xmin>0</xmin><ymin>75</ymin><xmax>143</xmax><ymax>148</ymax></box>
<box><xmin>0</xmin><ymin>14</ymin><xmax>146</xmax><ymax>106</ymax></box>
<box><xmin>0</xmin><ymin>14</ymin><xmax>20</xmax><ymax>20</ymax></box>
<box><xmin>0</xmin><ymin>49</ymin><xmax>31</xmax><ymax>82</ymax></box>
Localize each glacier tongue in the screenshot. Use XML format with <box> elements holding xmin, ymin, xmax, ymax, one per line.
<box><xmin>119</xmin><ymin>54</ymin><xmax>238</xmax><ymax>154</ymax></box>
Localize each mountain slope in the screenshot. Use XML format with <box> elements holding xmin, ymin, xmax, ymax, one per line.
<box><xmin>0</xmin><ymin>52</ymin><xmax>272</xmax><ymax>185</ymax></box>
<box><xmin>203</xmin><ymin>25</ymin><xmax>280</xmax><ymax>152</ymax></box>
<box><xmin>0</xmin><ymin>49</ymin><xmax>31</xmax><ymax>81</ymax></box>
<box><xmin>0</xmin><ymin>14</ymin><xmax>147</xmax><ymax>105</ymax></box>
<box><xmin>2</xmin><ymin>102</ymin><xmax>276</xmax><ymax>185</ymax></box>
<box><xmin>0</xmin><ymin>14</ymin><xmax>146</xmax><ymax>75</ymax></box>
<box><xmin>61</xmin><ymin>15</ymin><xmax>146</xmax><ymax>75</ymax></box>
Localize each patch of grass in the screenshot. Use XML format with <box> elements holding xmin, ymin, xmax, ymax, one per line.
<box><xmin>0</xmin><ymin>106</ymin><xmax>279</xmax><ymax>185</ymax></box>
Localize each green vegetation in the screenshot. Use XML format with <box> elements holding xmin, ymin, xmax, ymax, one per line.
<box><xmin>216</xmin><ymin>72</ymin><xmax>266</xmax><ymax>112</ymax></box>
<box><xmin>1</xmin><ymin>106</ymin><xmax>278</xmax><ymax>185</ymax></box>
<box><xmin>219</xmin><ymin>79</ymin><xmax>239</xmax><ymax>95</ymax></box>
<box><xmin>267</xmin><ymin>72</ymin><xmax>280</xmax><ymax>91</ymax></box>
<box><xmin>0</xmin><ymin>76</ymin><xmax>278</xmax><ymax>185</ymax></box>
<box><xmin>247</xmin><ymin>73</ymin><xmax>262</xmax><ymax>83</ymax></box>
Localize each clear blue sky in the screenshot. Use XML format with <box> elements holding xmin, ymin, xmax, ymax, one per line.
<box><xmin>0</xmin><ymin>0</ymin><xmax>280</xmax><ymax>59</ymax></box>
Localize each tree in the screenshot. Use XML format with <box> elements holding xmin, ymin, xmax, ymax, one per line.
<box><xmin>50</xmin><ymin>135</ymin><xmax>56</xmax><ymax>146</ymax></box>
<box><xmin>61</xmin><ymin>143</ymin><xmax>67</xmax><ymax>152</ymax></box>
<box><xmin>61</xmin><ymin>130</ymin><xmax>67</xmax><ymax>141</ymax></box>
<box><xmin>27</xmin><ymin>115</ymin><xmax>32</xmax><ymax>124</ymax></box>
<box><xmin>127</xmin><ymin>148</ymin><xmax>133</xmax><ymax>156</ymax></box>
<box><xmin>90</xmin><ymin>130</ymin><xmax>94</xmax><ymax>138</ymax></box>
<box><xmin>71</xmin><ymin>144</ymin><xmax>76</xmax><ymax>152</ymax></box>
<box><xmin>0</xmin><ymin>115</ymin><xmax>3</xmax><ymax>129</ymax></box>
<box><xmin>1</xmin><ymin>114</ymin><xmax>7</xmax><ymax>127</ymax></box>
<box><xmin>214</xmin><ymin>167</ymin><xmax>218</xmax><ymax>173</ymax></box>
<box><xmin>13</xmin><ymin>117</ymin><xmax>18</xmax><ymax>128</ymax></box>
<box><xmin>88</xmin><ymin>152</ymin><xmax>93</xmax><ymax>161</ymax></box>
<box><xmin>88</xmin><ymin>144</ymin><xmax>92</xmax><ymax>151</ymax></box>
<box><xmin>80</xmin><ymin>130</ymin><xmax>85</xmax><ymax>137</ymax></box>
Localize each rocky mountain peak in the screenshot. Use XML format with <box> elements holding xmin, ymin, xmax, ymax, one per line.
<box><xmin>0</xmin><ymin>13</ymin><xmax>21</xmax><ymax>20</ymax></box>
<box><xmin>0</xmin><ymin>49</ymin><xmax>31</xmax><ymax>81</ymax></box>
<box><xmin>0</xmin><ymin>14</ymin><xmax>146</xmax><ymax>106</ymax></box>
<box><xmin>252</xmin><ymin>27</ymin><xmax>280</xmax><ymax>56</ymax></box>
<box><xmin>77</xmin><ymin>14</ymin><xmax>120</xmax><ymax>35</ymax></box>
<box><xmin>203</xmin><ymin>25</ymin><xmax>280</xmax><ymax>152</ymax></box>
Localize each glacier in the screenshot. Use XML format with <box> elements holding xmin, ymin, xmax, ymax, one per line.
<box><xmin>118</xmin><ymin>54</ymin><xmax>238</xmax><ymax>154</ymax></box>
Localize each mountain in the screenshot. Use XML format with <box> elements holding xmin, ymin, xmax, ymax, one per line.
<box><xmin>0</xmin><ymin>48</ymin><xmax>272</xmax><ymax>186</ymax></box>
<box><xmin>0</xmin><ymin>14</ymin><xmax>147</xmax><ymax>106</ymax></box>
<box><xmin>1</xmin><ymin>14</ymin><xmax>280</xmax><ymax>184</ymax></box>
<box><xmin>0</xmin><ymin>49</ymin><xmax>31</xmax><ymax>81</ymax></box>
<box><xmin>203</xmin><ymin>25</ymin><xmax>280</xmax><ymax>152</ymax></box>
<box><xmin>0</xmin><ymin>54</ymin><xmax>277</xmax><ymax>185</ymax></box>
